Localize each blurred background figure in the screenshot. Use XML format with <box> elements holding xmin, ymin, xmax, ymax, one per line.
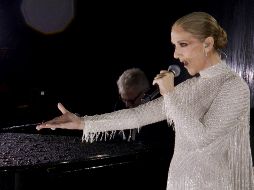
<box><xmin>115</xmin><ymin>68</ymin><xmax>150</xmax><ymax>109</ymax></box>
<box><xmin>114</xmin><ymin>68</ymin><xmax>150</xmax><ymax>141</ymax></box>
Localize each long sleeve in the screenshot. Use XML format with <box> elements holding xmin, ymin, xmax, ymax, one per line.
<box><xmin>165</xmin><ymin>62</ymin><xmax>254</xmax><ymax>189</ymax></box>
<box><xmin>82</xmin><ymin>96</ymin><xmax>167</xmax><ymax>142</ymax></box>
<box><xmin>164</xmin><ymin>75</ymin><xmax>250</xmax><ymax>149</ymax></box>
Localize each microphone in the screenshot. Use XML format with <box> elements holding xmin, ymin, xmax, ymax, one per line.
<box><xmin>141</xmin><ymin>64</ymin><xmax>181</xmax><ymax>103</ymax></box>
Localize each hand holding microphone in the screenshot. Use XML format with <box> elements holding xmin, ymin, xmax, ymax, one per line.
<box><xmin>153</xmin><ymin>70</ymin><xmax>175</xmax><ymax>95</ymax></box>
<box><xmin>141</xmin><ymin>65</ymin><xmax>180</xmax><ymax>103</ymax></box>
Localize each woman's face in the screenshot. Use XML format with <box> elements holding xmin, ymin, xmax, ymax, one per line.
<box><xmin>171</xmin><ymin>25</ymin><xmax>208</xmax><ymax>76</ymax></box>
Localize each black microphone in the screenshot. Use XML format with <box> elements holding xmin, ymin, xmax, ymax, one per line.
<box><xmin>141</xmin><ymin>64</ymin><xmax>181</xmax><ymax>103</ymax></box>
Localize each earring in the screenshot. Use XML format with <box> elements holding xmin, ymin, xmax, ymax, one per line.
<box><xmin>203</xmin><ymin>44</ymin><xmax>208</xmax><ymax>57</ymax></box>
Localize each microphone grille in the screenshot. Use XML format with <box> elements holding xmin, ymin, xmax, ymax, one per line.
<box><xmin>168</xmin><ymin>64</ymin><xmax>181</xmax><ymax>77</ymax></box>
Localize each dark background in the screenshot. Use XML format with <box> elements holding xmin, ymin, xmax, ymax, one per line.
<box><xmin>0</xmin><ymin>0</ymin><xmax>253</xmax><ymax>128</ymax></box>
<box><xmin>1</xmin><ymin>2</ymin><xmax>254</xmax><ymax>189</ymax></box>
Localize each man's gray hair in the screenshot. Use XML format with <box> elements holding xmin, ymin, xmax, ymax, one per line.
<box><xmin>117</xmin><ymin>68</ymin><xmax>150</xmax><ymax>94</ymax></box>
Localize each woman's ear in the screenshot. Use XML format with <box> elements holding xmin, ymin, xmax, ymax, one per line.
<box><xmin>203</xmin><ymin>36</ymin><xmax>214</xmax><ymax>49</ymax></box>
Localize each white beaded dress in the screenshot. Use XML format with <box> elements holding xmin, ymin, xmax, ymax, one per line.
<box><xmin>82</xmin><ymin>61</ymin><xmax>254</xmax><ymax>190</ymax></box>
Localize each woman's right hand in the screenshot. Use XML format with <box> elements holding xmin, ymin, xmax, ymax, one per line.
<box><xmin>36</xmin><ymin>103</ymin><xmax>84</xmax><ymax>131</ymax></box>
<box><xmin>152</xmin><ymin>70</ymin><xmax>175</xmax><ymax>95</ymax></box>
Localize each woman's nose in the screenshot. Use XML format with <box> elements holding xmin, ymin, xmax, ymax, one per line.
<box><xmin>173</xmin><ymin>49</ymin><xmax>179</xmax><ymax>59</ymax></box>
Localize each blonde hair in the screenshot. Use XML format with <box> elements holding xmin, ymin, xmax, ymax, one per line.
<box><xmin>173</xmin><ymin>12</ymin><xmax>227</xmax><ymax>50</ymax></box>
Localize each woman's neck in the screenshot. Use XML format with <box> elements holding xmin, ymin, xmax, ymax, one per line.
<box><xmin>206</xmin><ymin>51</ymin><xmax>221</xmax><ymax>68</ymax></box>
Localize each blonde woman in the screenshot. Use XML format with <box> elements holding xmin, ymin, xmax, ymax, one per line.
<box><xmin>37</xmin><ymin>12</ymin><xmax>254</xmax><ymax>189</ymax></box>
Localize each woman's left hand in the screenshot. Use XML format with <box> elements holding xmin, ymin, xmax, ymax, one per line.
<box><xmin>36</xmin><ymin>103</ymin><xmax>84</xmax><ymax>131</ymax></box>
<box><xmin>152</xmin><ymin>70</ymin><xmax>174</xmax><ymax>95</ymax></box>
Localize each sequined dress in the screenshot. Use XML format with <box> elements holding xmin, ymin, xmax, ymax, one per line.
<box><xmin>82</xmin><ymin>61</ymin><xmax>254</xmax><ymax>190</ymax></box>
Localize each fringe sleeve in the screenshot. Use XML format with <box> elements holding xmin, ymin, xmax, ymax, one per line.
<box><xmin>229</xmin><ymin>122</ymin><xmax>254</xmax><ymax>189</ymax></box>
<box><xmin>82</xmin><ymin>97</ymin><xmax>166</xmax><ymax>143</ymax></box>
<box><xmin>165</xmin><ymin>75</ymin><xmax>254</xmax><ymax>188</ymax></box>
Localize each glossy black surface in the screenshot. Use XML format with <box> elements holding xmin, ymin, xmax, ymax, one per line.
<box><xmin>0</xmin><ymin>132</ymin><xmax>156</xmax><ymax>170</ymax></box>
<box><xmin>0</xmin><ymin>122</ymin><xmax>174</xmax><ymax>190</ymax></box>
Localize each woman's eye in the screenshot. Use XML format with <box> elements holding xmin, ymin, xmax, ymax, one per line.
<box><xmin>179</xmin><ymin>43</ymin><xmax>188</xmax><ymax>47</ymax></box>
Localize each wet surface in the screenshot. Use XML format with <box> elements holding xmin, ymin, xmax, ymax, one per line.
<box><xmin>0</xmin><ymin>132</ymin><xmax>150</xmax><ymax>170</ymax></box>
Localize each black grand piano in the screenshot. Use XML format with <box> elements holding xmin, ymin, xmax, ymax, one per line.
<box><xmin>0</xmin><ymin>122</ymin><xmax>174</xmax><ymax>190</ymax></box>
